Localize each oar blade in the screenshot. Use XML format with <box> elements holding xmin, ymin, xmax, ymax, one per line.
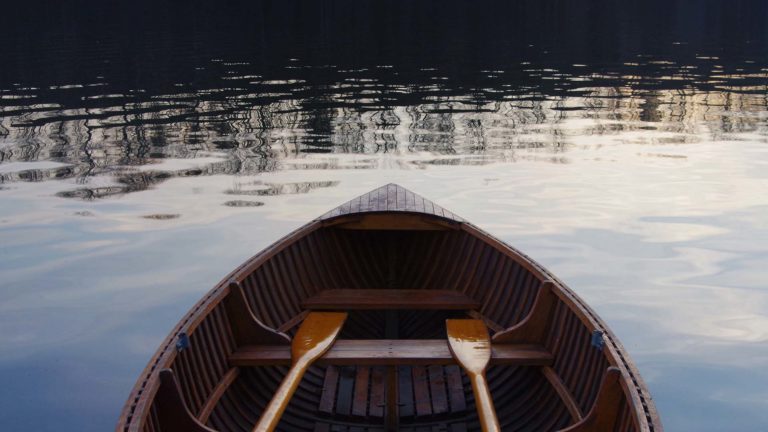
<box><xmin>253</xmin><ymin>312</ymin><xmax>347</xmax><ymax>432</ymax></box>
<box><xmin>446</xmin><ymin>319</ymin><xmax>492</xmax><ymax>374</ymax></box>
<box><xmin>291</xmin><ymin>312</ymin><xmax>348</xmax><ymax>363</ymax></box>
<box><xmin>447</xmin><ymin>319</ymin><xmax>500</xmax><ymax>432</ymax></box>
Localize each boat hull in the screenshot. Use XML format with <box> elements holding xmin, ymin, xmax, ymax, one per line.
<box><xmin>117</xmin><ymin>184</ymin><xmax>661</xmax><ymax>432</ymax></box>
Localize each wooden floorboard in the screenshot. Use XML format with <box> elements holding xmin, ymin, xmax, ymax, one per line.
<box><xmin>352</xmin><ymin>367</ymin><xmax>370</xmax><ymax>417</ymax></box>
<box><xmin>428</xmin><ymin>365</ymin><xmax>449</xmax><ymax>415</ymax></box>
<box><xmin>412</xmin><ymin>366</ymin><xmax>432</xmax><ymax>417</ymax></box>
<box><xmin>444</xmin><ymin>365</ymin><xmax>466</xmax><ymax>412</ymax></box>
<box><xmin>369</xmin><ymin>367</ymin><xmax>385</xmax><ymax>417</ymax></box>
<box><xmin>398</xmin><ymin>366</ymin><xmax>415</xmax><ymax>418</ymax></box>
<box><xmin>336</xmin><ymin>367</ymin><xmax>356</xmax><ymax>416</ymax></box>
<box><xmin>319</xmin><ymin>365</ymin><xmax>339</xmax><ymax>414</ymax></box>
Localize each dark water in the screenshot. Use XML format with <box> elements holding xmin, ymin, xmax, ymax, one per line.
<box><xmin>1</xmin><ymin>1</ymin><xmax>768</xmax><ymax>431</ymax></box>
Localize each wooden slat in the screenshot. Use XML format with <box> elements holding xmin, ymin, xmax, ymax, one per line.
<box><xmin>197</xmin><ymin>368</ymin><xmax>239</xmax><ymax>424</ymax></box>
<box><xmin>396</xmin><ymin>184</ymin><xmax>406</xmax><ymax>210</ymax></box>
<box><xmin>319</xmin><ymin>366</ymin><xmax>339</xmax><ymax>414</ymax></box>
<box><xmin>428</xmin><ymin>365</ymin><xmax>449</xmax><ymax>415</ymax></box>
<box><xmin>542</xmin><ymin>366</ymin><xmax>583</xmax><ymax>422</ymax></box>
<box><xmin>230</xmin><ymin>340</ymin><xmax>553</xmax><ymax>366</ymax></box>
<box><xmin>466</xmin><ymin>310</ymin><xmax>505</xmax><ymax>333</ymax></box>
<box><xmin>303</xmin><ymin>289</ymin><xmax>481</xmax><ymax>310</ymax></box>
<box><xmin>317</xmin><ymin>184</ymin><xmax>464</xmax><ymax>223</ymax></box>
<box><xmin>412</xmin><ymin>366</ymin><xmax>432</xmax><ymax>417</ymax></box>
<box><xmin>398</xmin><ymin>366</ymin><xmax>415</xmax><ymax>418</ymax></box>
<box><xmin>352</xmin><ymin>367</ymin><xmax>370</xmax><ymax>417</ymax></box>
<box><xmin>369</xmin><ymin>367</ymin><xmax>386</xmax><ymax>417</ymax></box>
<box><xmin>336</xmin><ymin>367</ymin><xmax>356</xmax><ymax>416</ymax></box>
<box><xmin>276</xmin><ymin>310</ymin><xmax>310</xmax><ymax>333</ymax></box>
<box><xmin>385</xmin><ymin>366</ymin><xmax>399</xmax><ymax>429</ymax></box>
<box><xmin>387</xmin><ymin>184</ymin><xmax>396</xmax><ymax>211</ymax></box>
<box><xmin>444</xmin><ymin>365</ymin><xmax>466</xmax><ymax>412</ymax></box>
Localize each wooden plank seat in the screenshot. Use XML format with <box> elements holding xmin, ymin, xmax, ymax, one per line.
<box><xmin>229</xmin><ymin>340</ymin><xmax>553</xmax><ymax>367</ymax></box>
<box><xmin>302</xmin><ymin>289</ymin><xmax>481</xmax><ymax>311</ymax></box>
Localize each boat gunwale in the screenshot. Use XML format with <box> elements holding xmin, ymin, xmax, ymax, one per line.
<box><xmin>461</xmin><ymin>222</ymin><xmax>662</xmax><ymax>432</ymax></box>
<box><xmin>116</xmin><ymin>191</ymin><xmax>662</xmax><ymax>432</ymax></box>
<box><xmin>116</xmin><ymin>219</ymin><xmax>324</xmax><ymax>432</ymax></box>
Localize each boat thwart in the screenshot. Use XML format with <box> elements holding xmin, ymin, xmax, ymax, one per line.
<box><xmin>117</xmin><ymin>183</ymin><xmax>662</xmax><ymax>432</ymax></box>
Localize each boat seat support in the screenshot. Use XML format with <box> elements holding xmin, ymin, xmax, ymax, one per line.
<box><xmin>492</xmin><ymin>280</ymin><xmax>556</xmax><ymax>344</ymax></box>
<box><xmin>154</xmin><ymin>369</ymin><xmax>217</xmax><ymax>432</ymax></box>
<box><xmin>224</xmin><ymin>280</ymin><xmax>291</xmax><ymax>346</ymax></box>
<box><xmin>557</xmin><ymin>367</ymin><xmax>624</xmax><ymax>432</ymax></box>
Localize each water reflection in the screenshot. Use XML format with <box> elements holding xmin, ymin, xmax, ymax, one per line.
<box><xmin>1</xmin><ymin>1</ymin><xmax>768</xmax><ymax>431</ymax></box>
<box><xmin>3</xmin><ymin>65</ymin><xmax>767</xmax><ymax>202</ymax></box>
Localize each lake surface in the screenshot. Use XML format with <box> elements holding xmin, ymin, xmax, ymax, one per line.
<box><xmin>1</xmin><ymin>1</ymin><xmax>767</xmax><ymax>430</ymax></box>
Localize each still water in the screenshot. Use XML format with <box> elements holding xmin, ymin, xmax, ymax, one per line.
<box><xmin>1</xmin><ymin>1</ymin><xmax>767</xmax><ymax>430</ymax></box>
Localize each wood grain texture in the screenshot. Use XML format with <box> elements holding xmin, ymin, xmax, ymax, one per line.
<box><xmin>317</xmin><ymin>184</ymin><xmax>464</xmax><ymax>223</ymax></box>
<box><xmin>303</xmin><ymin>289</ymin><xmax>481</xmax><ymax>310</ymax></box>
<box><xmin>117</xmin><ymin>184</ymin><xmax>660</xmax><ymax>432</ymax></box>
<box><xmin>252</xmin><ymin>312</ymin><xmax>347</xmax><ymax>432</ymax></box>
<box><xmin>557</xmin><ymin>367</ymin><xmax>624</xmax><ymax>432</ymax></box>
<box><xmin>446</xmin><ymin>319</ymin><xmax>500</xmax><ymax>432</ymax></box>
<box><xmin>230</xmin><ymin>340</ymin><xmax>554</xmax><ymax>367</ymax></box>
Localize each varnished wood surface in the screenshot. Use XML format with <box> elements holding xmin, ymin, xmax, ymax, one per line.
<box><xmin>325</xmin><ymin>213</ymin><xmax>460</xmax><ymax>231</ymax></box>
<box><xmin>154</xmin><ymin>369</ymin><xmax>217</xmax><ymax>432</ymax></box>
<box><xmin>197</xmin><ymin>368</ymin><xmax>239</xmax><ymax>424</ymax></box>
<box><xmin>224</xmin><ymin>280</ymin><xmax>291</xmax><ymax>346</ymax></box>
<box><xmin>117</xmin><ymin>184</ymin><xmax>661</xmax><ymax>432</ymax></box>
<box><xmin>303</xmin><ymin>289</ymin><xmax>481</xmax><ymax>310</ymax></box>
<box><xmin>542</xmin><ymin>366</ymin><xmax>584</xmax><ymax>423</ymax></box>
<box><xmin>558</xmin><ymin>367</ymin><xmax>624</xmax><ymax>432</ymax></box>
<box><xmin>493</xmin><ymin>280</ymin><xmax>556</xmax><ymax>344</ymax></box>
<box><xmin>252</xmin><ymin>312</ymin><xmax>347</xmax><ymax>432</ymax></box>
<box><xmin>446</xmin><ymin>319</ymin><xmax>501</xmax><ymax>432</ymax></box>
<box><xmin>318</xmin><ymin>183</ymin><xmax>464</xmax><ymax>222</ymax></box>
<box><xmin>229</xmin><ymin>340</ymin><xmax>554</xmax><ymax>366</ymax></box>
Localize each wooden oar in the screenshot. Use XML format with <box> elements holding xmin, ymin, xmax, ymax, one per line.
<box><xmin>446</xmin><ymin>319</ymin><xmax>501</xmax><ymax>432</ymax></box>
<box><xmin>252</xmin><ymin>311</ymin><xmax>347</xmax><ymax>432</ymax></box>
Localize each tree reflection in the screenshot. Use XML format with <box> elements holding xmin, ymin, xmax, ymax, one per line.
<box><xmin>1</xmin><ymin>0</ymin><xmax>767</xmax><ymax>199</ymax></box>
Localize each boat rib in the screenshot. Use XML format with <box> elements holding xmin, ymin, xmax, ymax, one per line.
<box><xmin>117</xmin><ymin>183</ymin><xmax>662</xmax><ymax>432</ymax></box>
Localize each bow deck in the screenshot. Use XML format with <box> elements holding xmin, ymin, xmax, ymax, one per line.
<box><xmin>117</xmin><ymin>184</ymin><xmax>662</xmax><ymax>432</ymax></box>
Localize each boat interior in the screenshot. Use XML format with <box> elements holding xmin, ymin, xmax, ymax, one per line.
<box><xmin>128</xmin><ymin>211</ymin><xmax>649</xmax><ymax>432</ymax></box>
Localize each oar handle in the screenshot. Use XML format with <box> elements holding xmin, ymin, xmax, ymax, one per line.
<box><xmin>252</xmin><ymin>360</ymin><xmax>309</xmax><ymax>432</ymax></box>
<box><xmin>469</xmin><ymin>373</ymin><xmax>501</xmax><ymax>432</ymax></box>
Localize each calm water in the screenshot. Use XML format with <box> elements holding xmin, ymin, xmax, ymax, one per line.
<box><xmin>1</xmin><ymin>1</ymin><xmax>768</xmax><ymax>430</ymax></box>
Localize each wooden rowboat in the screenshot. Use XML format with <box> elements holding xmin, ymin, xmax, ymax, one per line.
<box><xmin>117</xmin><ymin>184</ymin><xmax>662</xmax><ymax>432</ymax></box>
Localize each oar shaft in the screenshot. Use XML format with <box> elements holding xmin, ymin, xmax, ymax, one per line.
<box><xmin>252</xmin><ymin>360</ymin><xmax>309</xmax><ymax>432</ymax></box>
<box><xmin>469</xmin><ymin>373</ymin><xmax>501</xmax><ymax>432</ymax></box>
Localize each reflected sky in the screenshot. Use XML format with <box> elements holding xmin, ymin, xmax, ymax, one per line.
<box><xmin>1</xmin><ymin>1</ymin><xmax>768</xmax><ymax>431</ymax></box>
